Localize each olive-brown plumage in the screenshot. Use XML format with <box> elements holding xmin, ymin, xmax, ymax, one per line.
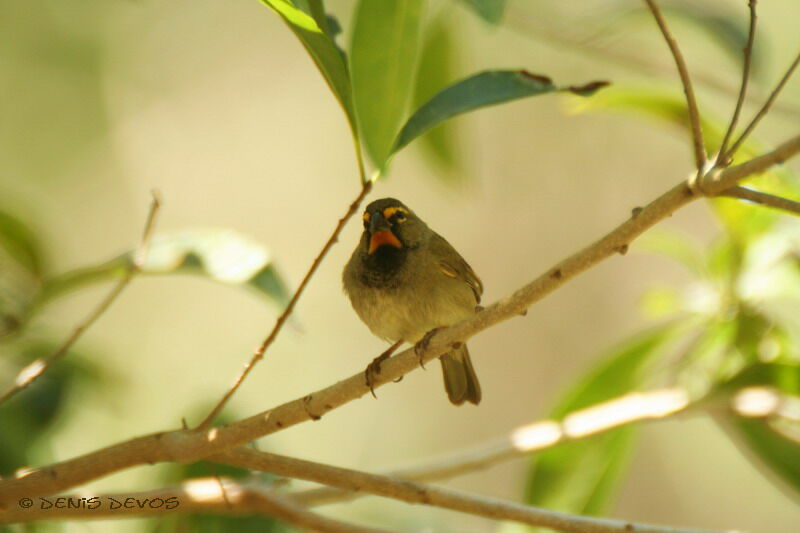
<box><xmin>343</xmin><ymin>198</ymin><xmax>482</xmax><ymax>405</ymax></box>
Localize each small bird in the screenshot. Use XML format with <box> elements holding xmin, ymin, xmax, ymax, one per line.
<box><xmin>343</xmin><ymin>198</ymin><xmax>482</xmax><ymax>405</ymax></box>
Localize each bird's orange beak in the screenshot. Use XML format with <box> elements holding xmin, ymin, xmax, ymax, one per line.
<box><xmin>368</xmin><ymin>231</ymin><xmax>402</xmax><ymax>254</ymax></box>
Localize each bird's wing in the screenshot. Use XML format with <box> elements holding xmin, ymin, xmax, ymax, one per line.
<box><xmin>430</xmin><ymin>232</ymin><xmax>483</xmax><ymax>304</ymax></box>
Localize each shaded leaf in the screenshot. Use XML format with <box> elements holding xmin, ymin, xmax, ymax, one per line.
<box><xmin>412</xmin><ymin>17</ymin><xmax>462</xmax><ymax>178</ymax></box>
<box><xmin>350</xmin><ymin>0</ymin><xmax>424</xmax><ymax>169</ymax></box>
<box><xmin>524</xmin><ymin>325</ymin><xmax>677</xmax><ymax>521</ymax></box>
<box><xmin>0</xmin><ymin>208</ymin><xmax>44</xmax><ymax>277</ymax></box>
<box><xmin>720</xmin><ymin>362</ymin><xmax>800</xmax><ymax>395</ymax></box>
<box><xmin>0</xmin><ymin>209</ymin><xmax>43</xmax><ymax>334</ymax></box>
<box><xmin>259</xmin><ymin>0</ymin><xmax>356</xmax><ymax>132</ymax></box>
<box><xmin>457</xmin><ymin>0</ymin><xmax>507</xmax><ymax>24</ymax></box>
<box><xmin>0</xmin><ymin>341</ymin><xmax>101</xmax><ymax>476</ymax></box>
<box><xmin>728</xmin><ymin>416</ymin><xmax>800</xmax><ymax>497</ymax></box>
<box><xmin>40</xmin><ymin>229</ymin><xmax>290</xmax><ymax>308</ymax></box>
<box><xmin>395</xmin><ymin>71</ymin><xmax>609</xmax><ymax>154</ymax></box>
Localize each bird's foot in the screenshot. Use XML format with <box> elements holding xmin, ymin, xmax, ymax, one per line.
<box><xmin>414</xmin><ymin>327</ymin><xmax>445</xmax><ymax>369</ymax></box>
<box><xmin>364</xmin><ymin>340</ymin><xmax>403</xmax><ymax>398</ymax></box>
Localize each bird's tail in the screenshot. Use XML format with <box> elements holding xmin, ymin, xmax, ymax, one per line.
<box><xmin>440</xmin><ymin>344</ymin><xmax>482</xmax><ymax>406</ymax></box>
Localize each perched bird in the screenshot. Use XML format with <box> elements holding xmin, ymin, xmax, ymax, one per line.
<box><xmin>343</xmin><ymin>198</ymin><xmax>483</xmax><ymax>405</ymax></box>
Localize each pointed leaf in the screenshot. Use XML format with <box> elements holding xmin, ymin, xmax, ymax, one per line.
<box><xmin>350</xmin><ymin>0</ymin><xmax>424</xmax><ymax>168</ymax></box>
<box><xmin>259</xmin><ymin>0</ymin><xmax>355</xmax><ymax>131</ymax></box>
<box><xmin>394</xmin><ymin>71</ymin><xmax>608</xmax><ymax>154</ymax></box>
<box><xmin>728</xmin><ymin>416</ymin><xmax>800</xmax><ymax>497</ymax></box>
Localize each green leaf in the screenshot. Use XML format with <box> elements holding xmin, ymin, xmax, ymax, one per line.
<box><xmin>524</xmin><ymin>325</ymin><xmax>677</xmax><ymax>522</ymax></box>
<box><xmin>40</xmin><ymin>229</ymin><xmax>290</xmax><ymax>309</ymax></box>
<box><xmin>457</xmin><ymin>0</ymin><xmax>507</xmax><ymax>24</ymax></box>
<box><xmin>0</xmin><ymin>208</ymin><xmax>44</xmax><ymax>277</ymax></box>
<box><xmin>720</xmin><ymin>363</ymin><xmax>800</xmax><ymax>395</ymax></box>
<box><xmin>395</xmin><ymin>71</ymin><xmax>609</xmax><ymax>155</ymax></box>
<box><xmin>411</xmin><ymin>17</ymin><xmax>462</xmax><ymax>177</ymax></box>
<box><xmin>259</xmin><ymin>0</ymin><xmax>356</xmax><ymax>132</ymax></box>
<box><xmin>0</xmin><ymin>208</ymin><xmax>44</xmax><ymax>334</ymax></box>
<box><xmin>350</xmin><ymin>0</ymin><xmax>424</xmax><ymax>169</ymax></box>
<box><xmin>0</xmin><ymin>340</ymin><xmax>101</xmax><ymax>475</ymax></box>
<box><xmin>728</xmin><ymin>416</ymin><xmax>800</xmax><ymax>497</ymax></box>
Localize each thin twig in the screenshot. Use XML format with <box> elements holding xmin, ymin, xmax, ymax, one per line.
<box><xmin>290</xmin><ymin>388</ymin><xmax>694</xmax><ymax>508</ymax></box>
<box><xmin>0</xmin><ymin>192</ymin><xmax>162</xmax><ymax>406</ymax></box>
<box><xmin>726</xmin><ymin>47</ymin><xmax>800</xmax><ymax>160</ymax></box>
<box><xmin>2</xmin><ymin>135</ymin><xmax>798</xmax><ymax>508</ymax></box>
<box><xmin>505</xmin><ymin>4</ymin><xmax>800</xmax><ymax>120</ymax></box>
<box><xmin>197</xmin><ymin>182</ymin><xmax>373</xmax><ymax>429</ymax></box>
<box><xmin>717</xmin><ymin>0</ymin><xmax>758</xmax><ymax>165</ymax></box>
<box><xmin>212</xmin><ymin>448</ymin><xmax>726</xmax><ymax>533</ymax></box>
<box><xmin>641</xmin><ymin>0</ymin><xmax>706</xmax><ymax>173</ymax></box>
<box><xmin>718</xmin><ymin>186</ymin><xmax>800</xmax><ymax>216</ymax></box>
<box><xmin>0</xmin><ymin>479</ymin><xmax>391</xmax><ymax>533</ymax></box>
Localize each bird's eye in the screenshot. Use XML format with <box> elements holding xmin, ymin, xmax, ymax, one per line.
<box><xmin>362</xmin><ymin>212</ymin><xmax>371</xmax><ymax>229</ymax></box>
<box><xmin>392</xmin><ymin>212</ymin><xmax>407</xmax><ymax>223</ymax></box>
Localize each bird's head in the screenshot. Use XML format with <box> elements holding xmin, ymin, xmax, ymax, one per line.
<box><xmin>361</xmin><ymin>198</ymin><xmax>427</xmax><ymax>255</ymax></box>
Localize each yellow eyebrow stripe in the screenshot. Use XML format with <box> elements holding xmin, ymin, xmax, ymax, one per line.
<box><xmin>383</xmin><ymin>206</ymin><xmax>408</xmax><ymax>219</ymax></box>
<box><xmin>363</xmin><ymin>212</ymin><xmax>371</xmax><ymax>222</ymax></box>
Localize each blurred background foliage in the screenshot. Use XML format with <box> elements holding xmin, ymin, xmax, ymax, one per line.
<box><xmin>1</xmin><ymin>0</ymin><xmax>799</xmax><ymax>531</ymax></box>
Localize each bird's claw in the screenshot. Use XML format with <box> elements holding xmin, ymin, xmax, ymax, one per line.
<box><xmin>364</xmin><ymin>345</ymin><xmax>397</xmax><ymax>398</ymax></box>
<box><xmin>364</xmin><ymin>357</ymin><xmax>384</xmax><ymax>398</ymax></box>
<box><xmin>414</xmin><ymin>327</ymin><xmax>444</xmax><ymax>369</ymax></box>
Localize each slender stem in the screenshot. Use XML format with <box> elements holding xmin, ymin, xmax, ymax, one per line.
<box><xmin>641</xmin><ymin>0</ymin><xmax>706</xmax><ymax>174</ymax></box>
<box><xmin>212</xmin><ymin>448</ymin><xmax>724</xmax><ymax>533</ymax></box>
<box><xmin>197</xmin><ymin>181</ymin><xmax>373</xmax><ymax>429</ymax></box>
<box><xmin>719</xmin><ymin>186</ymin><xmax>800</xmax><ymax>216</ymax></box>
<box><xmin>717</xmin><ymin>0</ymin><xmax>758</xmax><ymax>165</ymax></box>
<box><xmin>505</xmin><ymin>4</ymin><xmax>800</xmax><ymax>120</ymax></box>
<box><xmin>726</xmin><ymin>47</ymin><xmax>800</xmax><ymax>160</ymax></box>
<box><xmin>0</xmin><ymin>192</ymin><xmax>162</xmax><ymax>406</ymax></box>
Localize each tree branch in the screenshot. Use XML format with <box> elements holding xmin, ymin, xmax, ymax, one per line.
<box><xmin>212</xmin><ymin>448</ymin><xmax>723</xmax><ymax>533</ymax></box>
<box><xmin>641</xmin><ymin>0</ymin><xmax>706</xmax><ymax>173</ymax></box>
<box><xmin>0</xmin><ymin>192</ymin><xmax>162</xmax><ymax>406</ymax></box>
<box><xmin>717</xmin><ymin>0</ymin><xmax>758</xmax><ymax>163</ymax></box>
<box><xmin>726</xmin><ymin>47</ymin><xmax>800</xmax><ymax>160</ymax></box>
<box><xmin>1</xmin><ymin>135</ymin><xmax>799</xmax><ymax>509</ymax></box>
<box><xmin>0</xmin><ymin>479</ymin><xmax>390</xmax><ymax>533</ymax></box>
<box><xmin>290</xmin><ymin>388</ymin><xmax>693</xmax><ymax>508</ymax></box>
<box><xmin>198</xmin><ymin>181</ymin><xmax>373</xmax><ymax>429</ymax></box>
<box><xmin>719</xmin><ymin>186</ymin><xmax>800</xmax><ymax>217</ymax></box>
